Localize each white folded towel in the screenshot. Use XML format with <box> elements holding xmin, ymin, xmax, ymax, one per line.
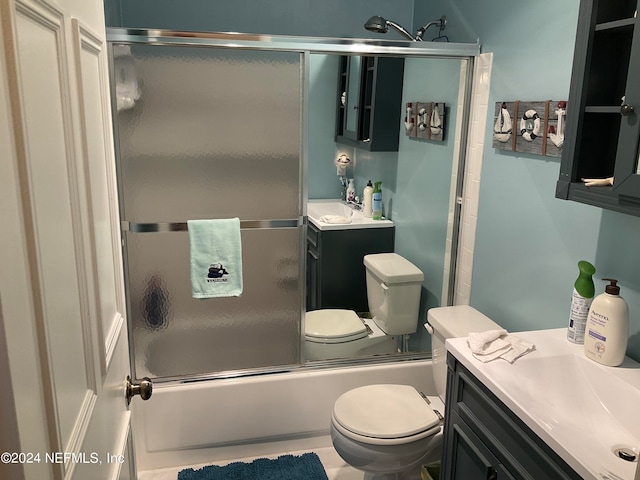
<box><xmin>467</xmin><ymin>330</ymin><xmax>535</xmax><ymax>364</ymax></box>
<box><xmin>319</xmin><ymin>215</ymin><xmax>352</xmax><ymax>224</ymax></box>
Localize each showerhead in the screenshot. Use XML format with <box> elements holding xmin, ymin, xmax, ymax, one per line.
<box><xmin>364</xmin><ymin>15</ymin><xmax>448</xmax><ymax>41</ymax></box>
<box><xmin>364</xmin><ymin>15</ymin><xmax>388</xmax><ymax>34</ymax></box>
<box><xmin>364</xmin><ymin>15</ymin><xmax>417</xmax><ymax>41</ymax></box>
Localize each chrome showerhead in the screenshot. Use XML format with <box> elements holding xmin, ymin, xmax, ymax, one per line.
<box><xmin>364</xmin><ymin>15</ymin><xmax>388</xmax><ymax>34</ymax></box>
<box><xmin>364</xmin><ymin>14</ymin><xmax>448</xmax><ymax>42</ymax></box>
<box><xmin>364</xmin><ymin>15</ymin><xmax>417</xmax><ymax>41</ymax></box>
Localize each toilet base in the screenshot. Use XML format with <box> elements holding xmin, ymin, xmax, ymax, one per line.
<box><xmin>331</xmin><ymin>421</ymin><xmax>442</xmax><ymax>478</ymax></box>
<box><xmin>363</xmin><ymin>467</ymin><xmax>424</xmax><ymax>480</ymax></box>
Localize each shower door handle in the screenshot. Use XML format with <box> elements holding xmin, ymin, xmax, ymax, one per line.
<box><xmin>125</xmin><ymin>375</ymin><xmax>153</xmax><ymax>405</ymax></box>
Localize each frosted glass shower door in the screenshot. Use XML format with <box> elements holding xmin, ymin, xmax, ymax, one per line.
<box><xmin>111</xmin><ymin>43</ymin><xmax>303</xmax><ymax>380</ymax></box>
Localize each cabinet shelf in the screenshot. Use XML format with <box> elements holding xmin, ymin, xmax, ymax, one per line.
<box><xmin>583</xmin><ymin>106</ymin><xmax>624</xmax><ymax>113</ymax></box>
<box><xmin>595</xmin><ymin>17</ymin><xmax>635</xmax><ymax>32</ymax></box>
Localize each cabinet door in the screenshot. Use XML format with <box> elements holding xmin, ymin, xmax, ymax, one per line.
<box><xmin>306</xmin><ymin>246</ymin><xmax>319</xmax><ymax>310</ymax></box>
<box><xmin>442</xmin><ymin>410</ymin><xmax>515</xmax><ymax>480</ymax></box>
<box><xmin>613</xmin><ymin>12</ymin><xmax>640</xmax><ymax>199</ymax></box>
<box><xmin>342</xmin><ymin>56</ymin><xmax>362</xmax><ymax>141</ymax></box>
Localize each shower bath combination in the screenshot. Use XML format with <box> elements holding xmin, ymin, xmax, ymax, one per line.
<box><xmin>364</xmin><ymin>15</ymin><xmax>447</xmax><ymax>42</ymax></box>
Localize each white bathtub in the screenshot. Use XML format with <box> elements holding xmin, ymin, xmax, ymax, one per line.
<box><xmin>132</xmin><ymin>359</ymin><xmax>434</xmax><ymax>471</ymax></box>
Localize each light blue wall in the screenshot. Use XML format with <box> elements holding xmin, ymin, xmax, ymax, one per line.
<box><xmin>416</xmin><ymin>0</ymin><xmax>640</xmax><ymax>362</ymax></box>
<box><xmin>307</xmin><ymin>54</ymin><xmax>343</xmax><ymax>199</ymax></box>
<box><xmin>394</xmin><ymin>57</ymin><xmax>462</xmax><ymax>350</ymax></box>
<box><xmin>105</xmin><ymin>0</ymin><xmax>414</xmax><ymax>40</ymax></box>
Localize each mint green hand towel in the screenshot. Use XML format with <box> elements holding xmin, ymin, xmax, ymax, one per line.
<box><xmin>187</xmin><ymin>218</ymin><xmax>243</xmax><ymax>298</ymax></box>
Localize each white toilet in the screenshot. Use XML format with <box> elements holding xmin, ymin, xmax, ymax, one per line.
<box><xmin>304</xmin><ymin>253</ymin><xmax>424</xmax><ymax>361</ymax></box>
<box><xmin>330</xmin><ymin>305</ymin><xmax>500</xmax><ymax>479</ymax></box>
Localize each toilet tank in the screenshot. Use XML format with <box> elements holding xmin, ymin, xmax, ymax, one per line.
<box><xmin>427</xmin><ymin>305</ymin><xmax>500</xmax><ymax>401</ymax></box>
<box><xmin>363</xmin><ymin>253</ymin><xmax>424</xmax><ymax>335</ymax></box>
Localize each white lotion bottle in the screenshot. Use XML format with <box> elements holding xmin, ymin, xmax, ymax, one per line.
<box><xmin>584</xmin><ymin>278</ymin><xmax>629</xmax><ymax>366</ymax></box>
<box><xmin>362</xmin><ymin>180</ymin><xmax>373</xmax><ymax>218</ymax></box>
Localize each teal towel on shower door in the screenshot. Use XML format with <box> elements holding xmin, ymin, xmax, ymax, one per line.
<box><xmin>187</xmin><ymin>218</ymin><xmax>243</xmax><ymax>298</ymax></box>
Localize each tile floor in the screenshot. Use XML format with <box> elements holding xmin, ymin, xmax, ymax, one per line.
<box><xmin>137</xmin><ymin>444</ymin><xmax>364</xmax><ymax>480</ymax></box>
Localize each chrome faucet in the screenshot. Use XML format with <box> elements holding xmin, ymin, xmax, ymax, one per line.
<box><xmin>339</xmin><ymin>176</ymin><xmax>348</xmax><ymax>201</ymax></box>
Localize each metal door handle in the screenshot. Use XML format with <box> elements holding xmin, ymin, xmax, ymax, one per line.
<box><xmin>487</xmin><ymin>466</ymin><xmax>498</xmax><ymax>480</ymax></box>
<box><xmin>125</xmin><ymin>375</ymin><xmax>152</xmax><ymax>405</ymax></box>
<box><xmin>620</xmin><ymin>103</ymin><xmax>634</xmax><ymax>116</ymax></box>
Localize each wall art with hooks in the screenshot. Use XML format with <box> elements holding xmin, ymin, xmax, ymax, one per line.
<box><xmin>405</xmin><ymin>101</ymin><xmax>446</xmax><ymax>142</ymax></box>
<box><xmin>492</xmin><ymin>100</ymin><xmax>567</xmax><ymax>157</ymax></box>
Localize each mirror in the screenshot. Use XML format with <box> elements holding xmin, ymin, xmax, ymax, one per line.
<box><xmin>306</xmin><ymin>52</ymin><xmax>470</xmax><ymax>362</ymax></box>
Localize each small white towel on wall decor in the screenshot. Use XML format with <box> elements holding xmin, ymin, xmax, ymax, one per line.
<box><xmin>467</xmin><ymin>329</ymin><xmax>535</xmax><ymax>364</ymax></box>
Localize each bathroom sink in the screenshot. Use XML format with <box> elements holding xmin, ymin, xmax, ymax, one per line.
<box><xmin>446</xmin><ymin>329</ymin><xmax>640</xmax><ymax>480</ymax></box>
<box><xmin>307</xmin><ymin>199</ymin><xmax>393</xmax><ymax>231</ymax></box>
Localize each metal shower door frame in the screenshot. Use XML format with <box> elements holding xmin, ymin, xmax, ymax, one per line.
<box><xmin>106</xmin><ymin>27</ymin><xmax>480</xmax><ymax>383</ymax></box>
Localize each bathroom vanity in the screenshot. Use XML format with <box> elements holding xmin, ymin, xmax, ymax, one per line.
<box><xmin>442</xmin><ymin>329</ymin><xmax>640</xmax><ymax>480</ymax></box>
<box><xmin>306</xmin><ymin>200</ymin><xmax>394</xmax><ymax>312</ymax></box>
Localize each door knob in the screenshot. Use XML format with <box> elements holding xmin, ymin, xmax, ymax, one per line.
<box><xmin>125</xmin><ymin>375</ymin><xmax>152</xmax><ymax>405</ymax></box>
<box><xmin>620</xmin><ymin>103</ymin><xmax>634</xmax><ymax>116</ymax></box>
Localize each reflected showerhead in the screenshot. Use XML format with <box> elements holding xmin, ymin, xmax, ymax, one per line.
<box><xmin>364</xmin><ymin>15</ymin><xmax>417</xmax><ymax>41</ymax></box>
<box><xmin>364</xmin><ymin>15</ymin><xmax>388</xmax><ymax>34</ymax></box>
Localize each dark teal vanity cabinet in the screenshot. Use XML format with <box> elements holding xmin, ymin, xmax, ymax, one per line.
<box><xmin>335</xmin><ymin>55</ymin><xmax>404</xmax><ymax>151</ymax></box>
<box><xmin>556</xmin><ymin>0</ymin><xmax>640</xmax><ymax>215</ymax></box>
<box><xmin>306</xmin><ymin>222</ymin><xmax>394</xmax><ymax>312</ymax></box>
<box><xmin>442</xmin><ymin>353</ymin><xmax>582</xmax><ymax>480</ymax></box>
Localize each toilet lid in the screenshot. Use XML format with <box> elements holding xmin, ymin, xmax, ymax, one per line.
<box><xmin>333</xmin><ymin>385</ymin><xmax>440</xmax><ymax>439</ymax></box>
<box><xmin>305</xmin><ymin>310</ymin><xmax>368</xmax><ymax>343</ymax></box>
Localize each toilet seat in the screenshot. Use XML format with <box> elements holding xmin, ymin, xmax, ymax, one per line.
<box><xmin>332</xmin><ymin>384</ymin><xmax>441</xmax><ymax>446</ymax></box>
<box><xmin>305</xmin><ymin>310</ymin><xmax>368</xmax><ymax>344</ymax></box>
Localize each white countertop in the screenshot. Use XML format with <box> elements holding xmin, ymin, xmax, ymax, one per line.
<box><xmin>307</xmin><ymin>199</ymin><xmax>393</xmax><ymax>231</ymax></box>
<box><xmin>447</xmin><ymin>328</ymin><xmax>640</xmax><ymax>480</ymax></box>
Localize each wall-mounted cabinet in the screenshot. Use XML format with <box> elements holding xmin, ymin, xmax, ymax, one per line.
<box><xmin>556</xmin><ymin>0</ymin><xmax>640</xmax><ymax>216</ymax></box>
<box><xmin>335</xmin><ymin>55</ymin><xmax>404</xmax><ymax>151</ymax></box>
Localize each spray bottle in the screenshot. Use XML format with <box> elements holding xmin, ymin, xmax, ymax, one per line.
<box><xmin>372</xmin><ymin>181</ymin><xmax>383</xmax><ymax>220</ymax></box>
<box><xmin>567</xmin><ymin>260</ymin><xmax>596</xmax><ymax>344</ymax></box>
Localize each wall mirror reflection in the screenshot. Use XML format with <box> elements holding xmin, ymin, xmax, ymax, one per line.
<box><xmin>305</xmin><ymin>52</ymin><xmax>469</xmax><ymax>363</ymax></box>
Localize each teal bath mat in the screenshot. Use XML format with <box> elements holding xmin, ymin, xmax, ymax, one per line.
<box><xmin>177</xmin><ymin>452</ymin><xmax>328</xmax><ymax>480</ymax></box>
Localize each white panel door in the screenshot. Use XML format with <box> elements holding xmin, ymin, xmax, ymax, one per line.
<box><xmin>0</xmin><ymin>0</ymin><xmax>141</xmax><ymax>479</ymax></box>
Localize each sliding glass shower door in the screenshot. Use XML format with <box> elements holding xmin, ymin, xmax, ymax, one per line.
<box><xmin>111</xmin><ymin>42</ymin><xmax>303</xmax><ymax>380</ymax></box>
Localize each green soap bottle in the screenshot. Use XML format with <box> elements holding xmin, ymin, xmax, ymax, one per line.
<box><xmin>567</xmin><ymin>260</ymin><xmax>596</xmax><ymax>344</ymax></box>
<box><xmin>372</xmin><ymin>182</ymin><xmax>383</xmax><ymax>220</ymax></box>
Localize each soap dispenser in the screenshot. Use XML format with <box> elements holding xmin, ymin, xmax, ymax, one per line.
<box><xmin>584</xmin><ymin>278</ymin><xmax>629</xmax><ymax>366</ymax></box>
